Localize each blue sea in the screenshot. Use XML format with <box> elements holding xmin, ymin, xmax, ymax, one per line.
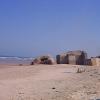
<box><xmin>0</xmin><ymin>56</ymin><xmax>33</xmax><ymax>65</ymax></box>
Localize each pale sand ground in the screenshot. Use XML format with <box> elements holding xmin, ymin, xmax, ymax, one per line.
<box><xmin>0</xmin><ymin>64</ymin><xmax>100</xmax><ymax>100</ymax></box>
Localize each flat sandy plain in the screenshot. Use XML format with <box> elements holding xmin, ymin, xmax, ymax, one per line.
<box><xmin>0</xmin><ymin>64</ymin><xmax>100</xmax><ymax>100</ymax></box>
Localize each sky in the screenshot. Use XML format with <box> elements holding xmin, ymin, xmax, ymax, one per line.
<box><xmin>0</xmin><ymin>0</ymin><xmax>100</xmax><ymax>57</ymax></box>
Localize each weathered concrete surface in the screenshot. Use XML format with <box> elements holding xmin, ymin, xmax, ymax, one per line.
<box><xmin>31</xmin><ymin>55</ymin><xmax>56</xmax><ymax>65</ymax></box>
<box><xmin>56</xmin><ymin>50</ymin><xmax>87</xmax><ymax>65</ymax></box>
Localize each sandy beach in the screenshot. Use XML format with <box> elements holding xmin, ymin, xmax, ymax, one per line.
<box><xmin>0</xmin><ymin>64</ymin><xmax>100</xmax><ymax>100</ymax></box>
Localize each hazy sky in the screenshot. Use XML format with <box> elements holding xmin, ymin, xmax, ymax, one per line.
<box><xmin>0</xmin><ymin>0</ymin><xmax>100</xmax><ymax>57</ymax></box>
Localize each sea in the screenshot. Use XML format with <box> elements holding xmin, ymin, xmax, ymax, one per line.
<box><xmin>0</xmin><ymin>56</ymin><xmax>34</xmax><ymax>65</ymax></box>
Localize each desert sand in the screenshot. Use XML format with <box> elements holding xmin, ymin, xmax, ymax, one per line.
<box><xmin>0</xmin><ymin>64</ymin><xmax>100</xmax><ymax>100</ymax></box>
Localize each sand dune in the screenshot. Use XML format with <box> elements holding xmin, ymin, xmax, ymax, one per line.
<box><xmin>0</xmin><ymin>64</ymin><xmax>100</xmax><ymax>100</ymax></box>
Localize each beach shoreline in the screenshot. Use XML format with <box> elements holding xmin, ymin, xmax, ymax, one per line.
<box><xmin>0</xmin><ymin>64</ymin><xmax>99</xmax><ymax>100</ymax></box>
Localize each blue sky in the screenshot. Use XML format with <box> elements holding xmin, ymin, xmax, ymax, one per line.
<box><xmin>0</xmin><ymin>0</ymin><xmax>100</xmax><ymax>57</ymax></box>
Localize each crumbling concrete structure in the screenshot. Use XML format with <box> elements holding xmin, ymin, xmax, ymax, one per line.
<box><xmin>56</xmin><ymin>50</ymin><xmax>87</xmax><ymax>65</ymax></box>
<box><xmin>31</xmin><ymin>55</ymin><xmax>56</xmax><ymax>65</ymax></box>
<box><xmin>86</xmin><ymin>57</ymin><xmax>100</xmax><ymax>66</ymax></box>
